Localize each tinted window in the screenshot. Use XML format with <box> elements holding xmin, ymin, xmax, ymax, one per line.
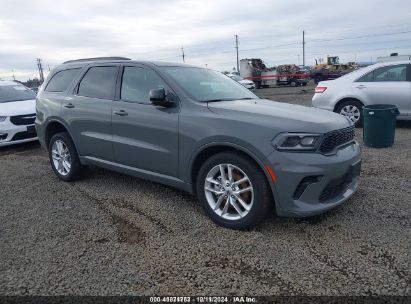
<box><xmin>45</xmin><ymin>68</ymin><xmax>80</xmax><ymax>92</ymax></box>
<box><xmin>0</xmin><ymin>85</ymin><xmax>36</xmax><ymax>103</ymax></box>
<box><xmin>358</xmin><ymin>64</ymin><xmax>408</xmax><ymax>82</ymax></box>
<box><xmin>374</xmin><ymin>65</ymin><xmax>407</xmax><ymax>81</ymax></box>
<box><xmin>121</xmin><ymin>66</ymin><xmax>166</xmax><ymax>103</ymax></box>
<box><xmin>78</xmin><ymin>66</ymin><xmax>118</xmax><ymax>99</ymax></box>
<box><xmin>357</xmin><ymin>71</ymin><xmax>374</xmax><ymax>82</ymax></box>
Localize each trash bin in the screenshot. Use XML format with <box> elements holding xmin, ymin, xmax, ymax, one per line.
<box><xmin>363</xmin><ymin>104</ymin><xmax>400</xmax><ymax>148</ymax></box>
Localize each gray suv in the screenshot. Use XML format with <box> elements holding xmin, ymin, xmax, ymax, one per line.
<box><xmin>35</xmin><ymin>57</ymin><xmax>361</xmax><ymax>229</ymax></box>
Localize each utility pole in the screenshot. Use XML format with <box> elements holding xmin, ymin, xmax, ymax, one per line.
<box><xmin>302</xmin><ymin>30</ymin><xmax>305</xmax><ymax>66</ymax></box>
<box><xmin>12</xmin><ymin>69</ymin><xmax>15</xmax><ymax>81</ymax></box>
<box><xmin>181</xmin><ymin>46</ymin><xmax>185</xmax><ymax>63</ymax></box>
<box><xmin>36</xmin><ymin>58</ymin><xmax>44</xmax><ymax>82</ymax></box>
<box><xmin>235</xmin><ymin>34</ymin><xmax>239</xmax><ymax>73</ymax></box>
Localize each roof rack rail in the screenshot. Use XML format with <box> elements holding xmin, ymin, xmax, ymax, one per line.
<box><xmin>63</xmin><ymin>57</ymin><xmax>131</xmax><ymax>64</ymax></box>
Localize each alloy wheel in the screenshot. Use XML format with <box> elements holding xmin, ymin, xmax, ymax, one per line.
<box><xmin>204</xmin><ymin>163</ymin><xmax>254</xmax><ymax>221</ymax></box>
<box><xmin>51</xmin><ymin>139</ymin><xmax>71</xmax><ymax>176</ymax></box>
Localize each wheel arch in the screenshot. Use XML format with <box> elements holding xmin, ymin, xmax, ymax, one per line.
<box><xmin>333</xmin><ymin>97</ymin><xmax>364</xmax><ymax>112</ymax></box>
<box><xmin>189</xmin><ymin>143</ymin><xmax>278</xmax><ymax>212</ymax></box>
<box><xmin>45</xmin><ymin>119</ymin><xmax>78</xmax><ymax>152</ymax></box>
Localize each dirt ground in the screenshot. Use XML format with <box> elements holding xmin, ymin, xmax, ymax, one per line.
<box><xmin>0</xmin><ymin>83</ymin><xmax>410</xmax><ymax>296</ymax></box>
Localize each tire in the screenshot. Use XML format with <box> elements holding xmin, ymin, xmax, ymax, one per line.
<box><xmin>48</xmin><ymin>132</ymin><xmax>86</xmax><ymax>181</ymax></box>
<box><xmin>290</xmin><ymin>81</ymin><xmax>296</xmax><ymax>87</ymax></box>
<box><xmin>335</xmin><ymin>99</ymin><xmax>364</xmax><ymax>127</ymax></box>
<box><xmin>254</xmin><ymin>81</ymin><xmax>261</xmax><ymax>89</ymax></box>
<box><xmin>196</xmin><ymin>152</ymin><xmax>273</xmax><ymax>229</ymax></box>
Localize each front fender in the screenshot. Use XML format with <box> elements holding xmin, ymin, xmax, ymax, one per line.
<box><xmin>186</xmin><ymin>138</ymin><xmax>280</xmax><ymax>211</ymax></box>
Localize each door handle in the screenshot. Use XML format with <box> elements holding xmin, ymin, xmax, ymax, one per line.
<box><xmin>113</xmin><ymin>110</ymin><xmax>128</xmax><ymax>116</ymax></box>
<box><xmin>356</xmin><ymin>85</ymin><xmax>367</xmax><ymax>89</ymax></box>
<box><xmin>64</xmin><ymin>103</ymin><xmax>75</xmax><ymax>109</ymax></box>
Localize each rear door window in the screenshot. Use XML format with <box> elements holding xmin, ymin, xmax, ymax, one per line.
<box><xmin>374</xmin><ymin>65</ymin><xmax>407</xmax><ymax>82</ymax></box>
<box><xmin>357</xmin><ymin>64</ymin><xmax>408</xmax><ymax>82</ymax></box>
<box><xmin>77</xmin><ymin>66</ymin><xmax>118</xmax><ymax>99</ymax></box>
<box><xmin>45</xmin><ymin>68</ymin><xmax>80</xmax><ymax>92</ymax></box>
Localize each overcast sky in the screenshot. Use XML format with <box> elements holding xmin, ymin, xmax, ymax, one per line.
<box><xmin>1</xmin><ymin>0</ymin><xmax>410</xmax><ymax>81</ymax></box>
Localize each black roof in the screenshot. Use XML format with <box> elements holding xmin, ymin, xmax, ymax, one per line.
<box><xmin>60</xmin><ymin>57</ymin><xmax>195</xmax><ymax>68</ymax></box>
<box><xmin>63</xmin><ymin>57</ymin><xmax>131</xmax><ymax>64</ymax></box>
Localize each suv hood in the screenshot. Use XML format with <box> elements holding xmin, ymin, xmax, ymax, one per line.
<box><xmin>0</xmin><ymin>99</ymin><xmax>36</xmax><ymax>116</ymax></box>
<box><xmin>208</xmin><ymin>98</ymin><xmax>351</xmax><ymax>133</ymax></box>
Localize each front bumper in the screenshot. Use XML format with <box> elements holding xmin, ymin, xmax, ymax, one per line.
<box><xmin>312</xmin><ymin>93</ymin><xmax>334</xmax><ymax>111</ymax></box>
<box><xmin>267</xmin><ymin>141</ymin><xmax>361</xmax><ymax>217</ymax></box>
<box><xmin>0</xmin><ymin>118</ymin><xmax>38</xmax><ymax>147</ymax></box>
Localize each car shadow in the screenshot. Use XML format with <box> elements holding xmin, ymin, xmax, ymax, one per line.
<box><xmin>0</xmin><ymin>141</ymin><xmax>41</xmax><ymax>157</ymax></box>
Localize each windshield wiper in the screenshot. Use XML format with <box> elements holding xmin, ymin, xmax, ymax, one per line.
<box><xmin>236</xmin><ymin>97</ymin><xmax>254</xmax><ymax>100</ymax></box>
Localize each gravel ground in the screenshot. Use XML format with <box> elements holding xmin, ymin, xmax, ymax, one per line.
<box><xmin>0</xmin><ymin>83</ymin><xmax>410</xmax><ymax>296</ymax></box>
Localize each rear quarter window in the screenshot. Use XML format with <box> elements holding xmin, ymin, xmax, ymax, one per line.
<box><xmin>45</xmin><ymin>68</ymin><xmax>81</xmax><ymax>92</ymax></box>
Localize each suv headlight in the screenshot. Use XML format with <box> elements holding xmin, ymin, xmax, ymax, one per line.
<box><xmin>0</xmin><ymin>116</ymin><xmax>7</xmax><ymax>122</ymax></box>
<box><xmin>272</xmin><ymin>133</ymin><xmax>323</xmax><ymax>151</ymax></box>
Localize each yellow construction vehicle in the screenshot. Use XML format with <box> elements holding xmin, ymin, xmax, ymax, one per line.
<box><xmin>311</xmin><ymin>56</ymin><xmax>356</xmax><ymax>83</ymax></box>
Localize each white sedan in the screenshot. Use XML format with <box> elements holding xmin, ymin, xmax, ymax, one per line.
<box><xmin>227</xmin><ymin>74</ymin><xmax>256</xmax><ymax>91</ymax></box>
<box><xmin>312</xmin><ymin>61</ymin><xmax>411</xmax><ymax>126</ymax></box>
<box><xmin>0</xmin><ymin>80</ymin><xmax>38</xmax><ymax>147</ymax></box>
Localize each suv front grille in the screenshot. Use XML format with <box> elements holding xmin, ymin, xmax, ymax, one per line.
<box><xmin>10</xmin><ymin>114</ymin><xmax>36</xmax><ymax>126</ymax></box>
<box><xmin>319</xmin><ymin>126</ymin><xmax>355</xmax><ymax>154</ymax></box>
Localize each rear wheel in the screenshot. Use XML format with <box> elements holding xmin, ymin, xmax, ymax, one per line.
<box><xmin>336</xmin><ymin>100</ymin><xmax>364</xmax><ymax>127</ymax></box>
<box><xmin>196</xmin><ymin>152</ymin><xmax>272</xmax><ymax>229</ymax></box>
<box><xmin>48</xmin><ymin>132</ymin><xmax>85</xmax><ymax>181</ymax></box>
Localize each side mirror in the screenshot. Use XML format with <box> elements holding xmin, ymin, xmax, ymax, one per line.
<box><xmin>149</xmin><ymin>88</ymin><xmax>171</xmax><ymax>107</ymax></box>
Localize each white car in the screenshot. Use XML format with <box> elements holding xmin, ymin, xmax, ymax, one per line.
<box><xmin>227</xmin><ymin>74</ymin><xmax>256</xmax><ymax>91</ymax></box>
<box><xmin>312</xmin><ymin>61</ymin><xmax>411</xmax><ymax>126</ymax></box>
<box><xmin>0</xmin><ymin>80</ymin><xmax>38</xmax><ymax>147</ymax></box>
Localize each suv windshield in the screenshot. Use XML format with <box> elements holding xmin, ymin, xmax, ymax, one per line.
<box><xmin>162</xmin><ymin>67</ymin><xmax>257</xmax><ymax>102</ymax></box>
<box><xmin>0</xmin><ymin>85</ymin><xmax>36</xmax><ymax>103</ymax></box>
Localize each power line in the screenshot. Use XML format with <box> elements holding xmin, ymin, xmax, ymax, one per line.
<box><xmin>307</xmin><ymin>45</ymin><xmax>411</xmax><ymax>56</ymax></box>
<box><xmin>174</xmin><ymin>30</ymin><xmax>411</xmax><ymax>59</ymax></box>
<box><xmin>309</xmin><ymin>30</ymin><xmax>411</xmax><ymax>43</ymax></box>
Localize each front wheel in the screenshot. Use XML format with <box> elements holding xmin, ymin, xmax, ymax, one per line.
<box><xmin>48</xmin><ymin>132</ymin><xmax>86</xmax><ymax>181</ymax></box>
<box><xmin>196</xmin><ymin>152</ymin><xmax>273</xmax><ymax>229</ymax></box>
<box><xmin>335</xmin><ymin>100</ymin><xmax>364</xmax><ymax>127</ymax></box>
